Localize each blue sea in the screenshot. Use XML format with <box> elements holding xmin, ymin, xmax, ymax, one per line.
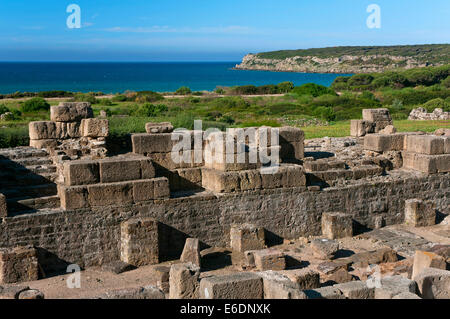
<box><xmin>0</xmin><ymin>62</ymin><xmax>349</xmax><ymax>94</ymax></box>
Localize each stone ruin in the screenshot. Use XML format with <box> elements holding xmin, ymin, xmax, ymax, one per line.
<box><xmin>0</xmin><ymin>103</ymin><xmax>449</xmax><ymax>299</ymax></box>
<box><xmin>408</xmin><ymin>107</ymin><xmax>450</xmax><ymax>121</ymax></box>
<box><xmin>350</xmin><ymin>108</ymin><xmax>394</xmax><ymax>137</ymax></box>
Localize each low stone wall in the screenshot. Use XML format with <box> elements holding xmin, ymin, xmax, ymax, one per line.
<box><xmin>0</xmin><ymin>172</ymin><xmax>448</xmax><ymax>272</ymax></box>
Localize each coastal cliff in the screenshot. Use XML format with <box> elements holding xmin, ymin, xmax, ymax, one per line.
<box><xmin>235</xmin><ymin>44</ymin><xmax>450</xmax><ymax>74</ymax></box>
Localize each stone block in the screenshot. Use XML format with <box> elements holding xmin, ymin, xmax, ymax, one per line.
<box><xmin>333</xmin><ymin>281</ymin><xmax>375</xmax><ymax>299</ymax></box>
<box><xmin>81</xmin><ymin>118</ymin><xmax>109</xmax><ymax>137</ymax></box>
<box><xmin>258</xmin><ymin>271</ymin><xmax>307</xmax><ymax>299</ymax></box>
<box><xmin>63</xmin><ymin>160</ymin><xmax>100</xmax><ymax>186</ymax></box>
<box><xmin>374</xmin><ymin>275</ymin><xmax>417</xmax><ymax>299</ymax></box>
<box><xmin>350</xmin><ymin>120</ymin><xmax>374</xmax><ymax>137</ymax></box>
<box><xmin>253</xmin><ymin>249</ymin><xmax>286</xmax><ymax>271</ymax></box>
<box><xmin>55</xmin><ymin>122</ymin><xmax>82</xmax><ymax>139</ymax></box>
<box><xmin>96</xmin><ymin>286</ymin><xmax>165</xmax><ymax>299</ymax></box>
<box><xmin>317</xmin><ymin>261</ymin><xmax>349</xmax><ymax>275</ymax></box>
<box><xmin>29</xmin><ymin>121</ymin><xmax>56</xmax><ymax>140</ymax></box>
<box><xmin>168</xmin><ymin>168</ymin><xmax>203</xmax><ymax>191</ymax></box>
<box><xmin>402</xmin><ymin>152</ymin><xmax>450</xmax><ymax>174</ymax></box>
<box><xmin>304</xmin><ymin>286</ymin><xmax>346</xmax><ymax>299</ymax></box>
<box><xmin>120</xmin><ymin>218</ymin><xmax>160</xmax><ymax>267</ymax></box>
<box><xmin>99</xmin><ymin>158</ymin><xmax>142</xmax><ymax>183</ymax></box>
<box><xmin>414</xmin><ymin>267</ymin><xmax>450</xmax><ymax>299</ymax></box>
<box><xmin>18</xmin><ymin>289</ymin><xmax>45</xmax><ymax>299</ymax></box>
<box><xmin>362</xmin><ymin>108</ymin><xmax>392</xmax><ymax>122</ymax></box>
<box><xmin>59</xmin><ymin>185</ymin><xmax>89</xmax><ymax>210</ymax></box>
<box><xmin>145</xmin><ymin>122</ymin><xmax>174</xmax><ymax>134</ymax></box>
<box><xmin>374</xmin><ymin>120</ymin><xmax>393</xmax><ymax>133</ymax></box>
<box><xmin>132</xmin><ymin>179</ymin><xmax>155</xmax><ymax>202</ymax></box>
<box><xmin>0</xmin><ymin>246</ymin><xmax>39</xmax><ymax>284</ymax></box>
<box><xmin>30</xmin><ymin>139</ymin><xmax>58</xmax><ymax>149</ymax></box>
<box><xmin>101</xmin><ymin>261</ymin><xmax>135</xmax><ymax>274</ymax></box>
<box><xmin>405</xmin><ymin>135</ymin><xmax>445</xmax><ymax>155</ymax></box>
<box><xmin>153</xmin><ymin>266</ymin><xmax>170</xmax><ymax>293</ymax></box>
<box><xmin>153</xmin><ymin>177</ymin><xmax>170</xmax><ymax>199</ymax></box>
<box><xmin>201</xmin><ymin>169</ymin><xmax>240</xmax><ymax>193</ymax></box>
<box><xmin>180</xmin><ymin>238</ymin><xmax>201</xmax><ymax>268</ymax></box>
<box><xmin>200</xmin><ymin>272</ymin><xmax>263</xmax><ymax>299</ymax></box>
<box><xmin>279</xmin><ymin>142</ymin><xmax>304</xmax><ymax>160</ymax></box>
<box><xmin>132</xmin><ymin>133</ymin><xmax>175</xmax><ymax>154</ymax></box>
<box><xmin>347</xmin><ymin>248</ymin><xmax>398</xmax><ymax>268</ymax></box>
<box><xmin>325</xmin><ymin>268</ymin><xmax>354</xmax><ymax>284</ymax></box>
<box><xmin>87</xmin><ymin>181</ymin><xmax>134</xmax><ymax>207</ymax></box>
<box><xmin>364</xmin><ymin>133</ymin><xmax>406</xmax><ymax>152</ymax></box>
<box><xmin>392</xmin><ymin>292</ymin><xmax>421</xmax><ymax>299</ymax></box>
<box><xmin>278</xmin><ymin>126</ymin><xmax>305</xmax><ymax>143</ymax></box>
<box><xmin>405</xmin><ymin>199</ymin><xmax>436</xmax><ymax>227</ymax></box>
<box><xmin>412</xmin><ymin>250</ymin><xmax>447</xmax><ymax>280</ymax></box>
<box><xmin>0</xmin><ymin>193</ymin><xmax>7</xmax><ymax>217</ymax></box>
<box><xmin>0</xmin><ymin>286</ymin><xmax>30</xmax><ymax>299</ymax></box>
<box><xmin>310</xmin><ymin>238</ymin><xmax>339</xmax><ymax>260</ymax></box>
<box><xmin>239</xmin><ymin>170</ymin><xmax>262</xmax><ymax>191</ymax></box>
<box><xmin>277</xmin><ymin>269</ymin><xmax>320</xmax><ymax>290</ymax></box>
<box><xmin>169</xmin><ymin>263</ymin><xmax>200</xmax><ymax>299</ymax></box>
<box><xmin>230</xmin><ymin>224</ymin><xmax>266</xmax><ymax>253</ymax></box>
<box><xmin>51</xmin><ymin>102</ymin><xmax>93</xmax><ymax>122</ymax></box>
<box><xmin>321</xmin><ymin>212</ymin><xmax>353</xmax><ymax>239</ymax></box>
<box><xmin>379</xmin><ymin>125</ymin><xmax>396</xmax><ymax>135</ymax></box>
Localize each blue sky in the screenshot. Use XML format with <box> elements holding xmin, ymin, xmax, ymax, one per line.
<box><xmin>0</xmin><ymin>0</ymin><xmax>448</xmax><ymax>61</ymax></box>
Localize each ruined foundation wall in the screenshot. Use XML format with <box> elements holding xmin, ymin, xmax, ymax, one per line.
<box><xmin>0</xmin><ymin>173</ymin><xmax>448</xmax><ymax>270</ymax></box>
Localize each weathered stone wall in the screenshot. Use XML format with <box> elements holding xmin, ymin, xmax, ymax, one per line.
<box><xmin>0</xmin><ymin>173</ymin><xmax>448</xmax><ymax>271</ymax></box>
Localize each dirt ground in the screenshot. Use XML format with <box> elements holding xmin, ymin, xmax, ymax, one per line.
<box><xmin>16</xmin><ymin>222</ymin><xmax>449</xmax><ymax>299</ymax></box>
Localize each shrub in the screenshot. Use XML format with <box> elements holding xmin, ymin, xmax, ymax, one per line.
<box><xmin>98</xmin><ymin>98</ymin><xmax>113</xmax><ymax>106</ymax></box>
<box><xmin>231</xmin><ymin>85</ymin><xmax>258</xmax><ymax>95</ymax></box>
<box><xmin>175</xmin><ymin>86</ymin><xmax>192</xmax><ymax>95</ymax></box>
<box><xmin>71</xmin><ymin>93</ymin><xmax>98</xmax><ymax>104</ymax></box>
<box><xmin>422</xmin><ymin>98</ymin><xmax>449</xmax><ymax>112</ymax></box>
<box><xmin>112</xmin><ymin>94</ymin><xmax>129</xmax><ymax>102</ymax></box>
<box><xmin>442</xmin><ymin>76</ymin><xmax>450</xmax><ymax>88</ymax></box>
<box><xmin>38</xmin><ymin>91</ymin><xmax>74</xmax><ymax>98</ymax></box>
<box><xmin>313</xmin><ymin>106</ymin><xmax>336</xmax><ymax>122</ymax></box>
<box><xmin>292</xmin><ymin>83</ymin><xmax>336</xmax><ymax>97</ymax></box>
<box><xmin>21</xmin><ymin>97</ymin><xmax>50</xmax><ymax>112</ymax></box>
<box><xmin>257</xmin><ymin>84</ymin><xmax>278</xmax><ymax>95</ymax></box>
<box><xmin>348</xmin><ymin>74</ymin><xmax>374</xmax><ymax>86</ymax></box>
<box><xmin>133</xmin><ymin>103</ymin><xmax>168</xmax><ymax>117</ymax></box>
<box><xmin>277</xmin><ymin>81</ymin><xmax>294</xmax><ymax>93</ymax></box>
<box><xmin>135</xmin><ymin>91</ymin><xmax>164</xmax><ymax>103</ymax></box>
<box><xmin>0</xmin><ymin>104</ymin><xmax>9</xmax><ymax>114</ymax></box>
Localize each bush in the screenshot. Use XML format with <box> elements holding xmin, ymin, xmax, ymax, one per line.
<box><xmin>21</xmin><ymin>97</ymin><xmax>50</xmax><ymax>112</ymax></box>
<box><xmin>175</xmin><ymin>86</ymin><xmax>192</xmax><ymax>95</ymax></box>
<box><xmin>133</xmin><ymin>103</ymin><xmax>168</xmax><ymax>117</ymax></box>
<box><xmin>291</xmin><ymin>83</ymin><xmax>336</xmax><ymax>97</ymax></box>
<box><xmin>422</xmin><ymin>98</ymin><xmax>449</xmax><ymax>112</ymax></box>
<box><xmin>112</xmin><ymin>94</ymin><xmax>129</xmax><ymax>102</ymax></box>
<box><xmin>231</xmin><ymin>85</ymin><xmax>258</xmax><ymax>95</ymax></box>
<box><xmin>37</xmin><ymin>91</ymin><xmax>74</xmax><ymax>98</ymax></box>
<box><xmin>0</xmin><ymin>104</ymin><xmax>9</xmax><ymax>114</ymax></box>
<box><xmin>313</xmin><ymin>106</ymin><xmax>336</xmax><ymax>122</ymax></box>
<box><xmin>98</xmin><ymin>98</ymin><xmax>113</xmax><ymax>106</ymax></box>
<box><xmin>277</xmin><ymin>81</ymin><xmax>294</xmax><ymax>93</ymax></box>
<box><xmin>135</xmin><ymin>91</ymin><xmax>164</xmax><ymax>103</ymax></box>
<box><xmin>257</xmin><ymin>84</ymin><xmax>278</xmax><ymax>95</ymax></box>
<box><xmin>442</xmin><ymin>76</ymin><xmax>450</xmax><ymax>88</ymax></box>
<box><xmin>71</xmin><ymin>93</ymin><xmax>98</xmax><ymax>104</ymax></box>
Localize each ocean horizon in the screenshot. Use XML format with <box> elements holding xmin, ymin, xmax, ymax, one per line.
<box><xmin>0</xmin><ymin>62</ymin><xmax>350</xmax><ymax>94</ymax></box>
